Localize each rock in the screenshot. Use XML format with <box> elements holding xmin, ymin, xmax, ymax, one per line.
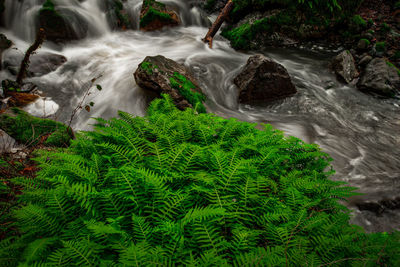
<box><xmin>356</xmin><ymin>197</ymin><xmax>400</xmax><ymax>215</ymax></box>
<box><xmin>102</xmin><ymin>0</ymin><xmax>132</xmax><ymax>30</ymax></box>
<box><xmin>357</xmin><ymin>58</ymin><xmax>400</xmax><ymax>97</ymax></box>
<box><xmin>0</xmin><ymin>33</ymin><xmax>12</xmax><ymax>70</ymax></box>
<box><xmin>332</xmin><ymin>50</ymin><xmax>359</xmax><ymax>84</ymax></box>
<box><xmin>139</xmin><ymin>0</ymin><xmax>180</xmax><ymax>31</ymax></box>
<box><xmin>359</xmin><ymin>55</ymin><xmax>373</xmax><ymax>67</ymax></box>
<box><xmin>357</xmin><ymin>39</ymin><xmax>370</xmax><ymax>51</ymax></box>
<box><xmin>3</xmin><ymin>51</ymin><xmax>67</xmax><ymax>77</ymax></box>
<box><xmin>0</xmin><ymin>129</ymin><xmax>18</xmax><ymax>154</ymax></box>
<box><xmin>134</xmin><ymin>55</ymin><xmax>206</xmax><ymax>111</ymax></box>
<box><xmin>39</xmin><ymin>3</ymin><xmax>88</xmax><ymax>42</ymax></box>
<box><xmin>234</xmin><ymin>55</ymin><xmax>297</xmax><ymax>103</ymax></box>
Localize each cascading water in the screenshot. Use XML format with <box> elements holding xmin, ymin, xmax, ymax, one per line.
<box><xmin>1</xmin><ymin>0</ymin><xmax>399</xmax><ymax>232</ymax></box>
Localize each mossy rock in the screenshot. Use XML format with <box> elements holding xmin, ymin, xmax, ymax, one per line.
<box><xmin>0</xmin><ymin>108</ymin><xmax>73</xmax><ymax>147</ymax></box>
<box><xmin>134</xmin><ymin>55</ymin><xmax>206</xmax><ymax>112</ymax></box>
<box><xmin>38</xmin><ymin>0</ymin><xmax>87</xmax><ymax>43</ymax></box>
<box><xmin>139</xmin><ymin>0</ymin><xmax>180</xmax><ymax>31</ymax></box>
<box><xmin>104</xmin><ymin>0</ymin><xmax>132</xmax><ymax>30</ymax></box>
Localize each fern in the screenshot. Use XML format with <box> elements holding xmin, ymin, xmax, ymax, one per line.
<box><xmin>3</xmin><ymin>94</ymin><xmax>399</xmax><ymax>266</ymax></box>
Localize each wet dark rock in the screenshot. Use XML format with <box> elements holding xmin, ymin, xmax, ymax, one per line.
<box><xmin>359</xmin><ymin>55</ymin><xmax>373</xmax><ymax>67</ymax></box>
<box><xmin>234</xmin><ymin>55</ymin><xmax>297</xmax><ymax>103</ymax></box>
<box><xmin>102</xmin><ymin>0</ymin><xmax>132</xmax><ymax>30</ymax></box>
<box><xmin>39</xmin><ymin>7</ymin><xmax>88</xmax><ymax>42</ymax></box>
<box><xmin>332</xmin><ymin>50</ymin><xmax>359</xmax><ymax>84</ymax></box>
<box><xmin>356</xmin><ymin>197</ymin><xmax>400</xmax><ymax>215</ymax></box>
<box><xmin>357</xmin><ymin>202</ymin><xmax>385</xmax><ymax>215</ymax></box>
<box><xmin>0</xmin><ymin>33</ymin><xmax>12</xmax><ymax>70</ymax></box>
<box><xmin>139</xmin><ymin>0</ymin><xmax>180</xmax><ymax>31</ymax></box>
<box><xmin>4</xmin><ymin>52</ymin><xmax>67</xmax><ymax>78</ymax></box>
<box><xmin>357</xmin><ymin>58</ymin><xmax>400</xmax><ymax>97</ymax></box>
<box><xmin>134</xmin><ymin>55</ymin><xmax>204</xmax><ymax>110</ymax></box>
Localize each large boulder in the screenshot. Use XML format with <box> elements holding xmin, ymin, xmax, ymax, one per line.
<box><xmin>134</xmin><ymin>55</ymin><xmax>206</xmax><ymax>112</ymax></box>
<box><xmin>357</xmin><ymin>58</ymin><xmax>400</xmax><ymax>97</ymax></box>
<box><xmin>332</xmin><ymin>50</ymin><xmax>359</xmax><ymax>84</ymax></box>
<box><xmin>139</xmin><ymin>0</ymin><xmax>180</xmax><ymax>31</ymax></box>
<box><xmin>3</xmin><ymin>51</ymin><xmax>67</xmax><ymax>77</ymax></box>
<box><xmin>39</xmin><ymin>1</ymin><xmax>88</xmax><ymax>42</ymax></box>
<box><xmin>234</xmin><ymin>55</ymin><xmax>297</xmax><ymax>103</ymax></box>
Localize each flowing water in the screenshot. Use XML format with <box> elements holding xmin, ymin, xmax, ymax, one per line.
<box><xmin>1</xmin><ymin>0</ymin><xmax>399</xmax><ymax>232</ymax></box>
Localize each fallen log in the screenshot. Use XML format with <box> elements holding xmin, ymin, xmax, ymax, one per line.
<box><xmin>203</xmin><ymin>0</ymin><xmax>234</xmax><ymax>48</ymax></box>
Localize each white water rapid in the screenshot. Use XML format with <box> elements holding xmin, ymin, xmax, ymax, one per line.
<box><xmin>1</xmin><ymin>0</ymin><xmax>399</xmax><ymax>232</ymax></box>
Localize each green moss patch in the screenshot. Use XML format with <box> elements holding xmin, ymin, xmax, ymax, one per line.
<box><xmin>0</xmin><ymin>108</ymin><xmax>72</xmax><ymax>147</ymax></box>
<box><xmin>140</xmin><ymin>7</ymin><xmax>173</xmax><ymax>28</ymax></box>
<box><xmin>222</xmin><ymin>17</ymin><xmax>272</xmax><ymax>50</ymax></box>
<box><xmin>376</xmin><ymin>41</ymin><xmax>386</xmax><ymax>52</ymax></box>
<box><xmin>140</xmin><ymin>61</ymin><xmax>158</xmax><ymax>75</ymax></box>
<box><xmin>169</xmin><ymin>72</ymin><xmax>206</xmax><ymax>113</ymax></box>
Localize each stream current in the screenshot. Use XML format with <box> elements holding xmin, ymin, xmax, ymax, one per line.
<box><xmin>1</xmin><ymin>0</ymin><xmax>399</xmax><ymax>232</ymax></box>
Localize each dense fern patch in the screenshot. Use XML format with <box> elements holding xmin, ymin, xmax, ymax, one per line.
<box><xmin>1</xmin><ymin>95</ymin><xmax>399</xmax><ymax>266</ymax></box>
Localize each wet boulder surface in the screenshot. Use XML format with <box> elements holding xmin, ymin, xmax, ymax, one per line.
<box><xmin>234</xmin><ymin>54</ymin><xmax>297</xmax><ymax>103</ymax></box>
<box><xmin>134</xmin><ymin>55</ymin><xmax>206</xmax><ymax>112</ymax></box>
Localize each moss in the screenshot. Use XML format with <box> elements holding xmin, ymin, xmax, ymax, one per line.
<box><xmin>41</xmin><ymin>0</ymin><xmax>55</xmax><ymax>12</ymax></box>
<box><xmin>360</xmin><ymin>38</ymin><xmax>370</xmax><ymax>46</ymax></box>
<box><xmin>376</xmin><ymin>41</ymin><xmax>386</xmax><ymax>52</ymax></box>
<box><xmin>380</xmin><ymin>23</ymin><xmax>391</xmax><ymax>33</ymax></box>
<box><xmin>113</xmin><ymin>0</ymin><xmax>131</xmax><ymax>28</ymax></box>
<box><xmin>386</xmin><ymin>61</ymin><xmax>400</xmax><ymax>77</ymax></box>
<box><xmin>169</xmin><ymin>72</ymin><xmax>206</xmax><ymax>113</ymax></box>
<box><xmin>222</xmin><ymin>17</ymin><xmax>271</xmax><ymax>50</ymax></box>
<box><xmin>352</xmin><ymin>15</ymin><xmax>366</xmax><ymax>27</ymax></box>
<box><xmin>140</xmin><ymin>6</ymin><xmax>173</xmax><ymax>28</ymax></box>
<box><xmin>0</xmin><ymin>108</ymin><xmax>72</xmax><ymax>147</ymax></box>
<box><xmin>140</xmin><ymin>61</ymin><xmax>158</xmax><ymax>75</ymax></box>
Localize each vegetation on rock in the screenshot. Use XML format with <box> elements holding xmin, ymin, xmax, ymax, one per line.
<box><xmin>139</xmin><ymin>0</ymin><xmax>179</xmax><ymax>31</ymax></box>
<box><xmin>1</xmin><ymin>95</ymin><xmax>399</xmax><ymax>266</ymax></box>
<box><xmin>0</xmin><ymin>108</ymin><xmax>72</xmax><ymax>147</ymax></box>
<box><xmin>169</xmin><ymin>72</ymin><xmax>206</xmax><ymax>113</ymax></box>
